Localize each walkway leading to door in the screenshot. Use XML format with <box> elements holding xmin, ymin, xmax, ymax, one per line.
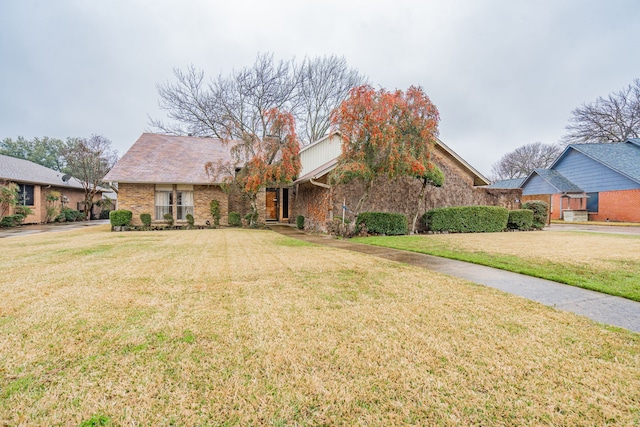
<box><xmin>270</xmin><ymin>225</ymin><xmax>640</xmax><ymax>334</ymax></box>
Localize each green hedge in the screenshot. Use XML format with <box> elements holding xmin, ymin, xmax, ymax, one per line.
<box><xmin>296</xmin><ymin>215</ymin><xmax>305</xmax><ymax>230</ymax></box>
<box><xmin>423</xmin><ymin>206</ymin><xmax>509</xmax><ymax>233</ymax></box>
<box><xmin>507</xmin><ymin>209</ymin><xmax>534</xmax><ymax>230</ymax></box>
<box><xmin>228</xmin><ymin>212</ymin><xmax>241</xmax><ymax>227</ymax></box>
<box><xmin>110</xmin><ymin>209</ymin><xmax>133</xmax><ymax>227</ymax></box>
<box><xmin>56</xmin><ymin>207</ymin><xmax>84</xmax><ymax>222</ymax></box>
<box><xmin>522</xmin><ymin>200</ymin><xmax>548</xmax><ymax>229</ymax></box>
<box><xmin>357</xmin><ymin>212</ymin><xmax>408</xmax><ymax>235</ymax></box>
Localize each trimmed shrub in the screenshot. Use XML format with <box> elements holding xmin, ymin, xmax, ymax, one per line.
<box><xmin>186</xmin><ymin>213</ymin><xmax>195</xmax><ymax>227</ymax></box>
<box><xmin>99</xmin><ymin>209</ymin><xmax>111</xmax><ymax>220</ymax></box>
<box><xmin>109</xmin><ymin>209</ymin><xmax>132</xmax><ymax>227</ymax></box>
<box><xmin>522</xmin><ymin>200</ymin><xmax>548</xmax><ymax>229</ymax></box>
<box><xmin>209</xmin><ymin>199</ymin><xmax>221</xmax><ymax>226</ymax></box>
<box><xmin>356</xmin><ymin>212</ymin><xmax>408</xmax><ymax>236</ymax></box>
<box><xmin>507</xmin><ymin>209</ymin><xmax>534</xmax><ymax>230</ymax></box>
<box><xmin>140</xmin><ymin>213</ymin><xmax>152</xmax><ymax>227</ymax></box>
<box><xmin>296</xmin><ymin>215</ymin><xmax>305</xmax><ymax>230</ymax></box>
<box><xmin>423</xmin><ymin>206</ymin><xmax>509</xmax><ymax>233</ymax></box>
<box><xmin>228</xmin><ymin>212</ymin><xmax>241</xmax><ymax>227</ymax></box>
<box><xmin>163</xmin><ymin>213</ymin><xmax>174</xmax><ymax>227</ymax></box>
<box><xmin>57</xmin><ymin>207</ymin><xmax>84</xmax><ymax>222</ymax></box>
<box><xmin>0</xmin><ymin>214</ymin><xmax>24</xmax><ymax>228</ymax></box>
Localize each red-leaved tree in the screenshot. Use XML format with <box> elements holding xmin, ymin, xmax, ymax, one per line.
<box><xmin>207</xmin><ymin>108</ymin><xmax>301</xmax><ymax>226</ymax></box>
<box><xmin>330</xmin><ymin>85</ymin><xmax>443</xmax><ymax>233</ymax></box>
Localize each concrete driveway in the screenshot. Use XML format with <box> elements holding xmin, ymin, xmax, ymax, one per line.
<box><xmin>0</xmin><ymin>219</ymin><xmax>109</xmax><ymax>238</ymax></box>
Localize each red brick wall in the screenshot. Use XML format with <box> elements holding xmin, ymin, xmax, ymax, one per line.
<box><xmin>590</xmin><ymin>189</ymin><xmax>640</xmax><ymax>222</ymax></box>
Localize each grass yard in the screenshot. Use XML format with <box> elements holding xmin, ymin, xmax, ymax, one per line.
<box><xmin>353</xmin><ymin>231</ymin><xmax>640</xmax><ymax>301</ymax></box>
<box><xmin>1</xmin><ymin>226</ymin><xmax>639</xmax><ymax>425</ymax></box>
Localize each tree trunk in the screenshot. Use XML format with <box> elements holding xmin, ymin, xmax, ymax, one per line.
<box><xmin>411</xmin><ymin>178</ymin><xmax>428</xmax><ymax>234</ymax></box>
<box><xmin>354</xmin><ymin>179</ymin><xmax>375</xmax><ymax>217</ymax></box>
<box><xmin>249</xmin><ymin>193</ymin><xmax>258</xmax><ymax>227</ymax></box>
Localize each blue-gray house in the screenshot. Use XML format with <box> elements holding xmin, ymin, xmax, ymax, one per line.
<box><xmin>519</xmin><ymin>139</ymin><xmax>640</xmax><ymax>222</ymax></box>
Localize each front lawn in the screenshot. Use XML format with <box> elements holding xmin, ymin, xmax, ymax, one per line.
<box><xmin>1</xmin><ymin>227</ymin><xmax>639</xmax><ymax>425</ymax></box>
<box><xmin>352</xmin><ymin>230</ymin><xmax>640</xmax><ymax>301</ymax></box>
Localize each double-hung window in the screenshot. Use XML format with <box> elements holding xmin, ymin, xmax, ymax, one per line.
<box><xmin>155</xmin><ymin>185</ymin><xmax>173</xmax><ymax>220</ymax></box>
<box><xmin>176</xmin><ymin>186</ymin><xmax>194</xmax><ymax>220</ymax></box>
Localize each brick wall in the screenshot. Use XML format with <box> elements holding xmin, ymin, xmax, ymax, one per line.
<box><xmin>291</xmin><ymin>151</ymin><xmax>522</xmax><ymax>232</ymax></box>
<box><xmin>590</xmin><ymin>189</ymin><xmax>640</xmax><ymax>222</ymax></box>
<box><xmin>117</xmin><ymin>183</ymin><xmax>155</xmax><ymax>225</ymax></box>
<box><xmin>118</xmin><ymin>183</ymin><xmax>235</xmax><ymax>226</ymax></box>
<box><xmin>14</xmin><ymin>185</ymin><xmax>91</xmax><ymax>224</ymax></box>
<box><xmin>194</xmin><ymin>185</ymin><xmax>229</xmax><ymax>226</ymax></box>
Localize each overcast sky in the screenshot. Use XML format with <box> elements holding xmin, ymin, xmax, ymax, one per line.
<box><xmin>1</xmin><ymin>0</ymin><xmax>639</xmax><ymax>177</ymax></box>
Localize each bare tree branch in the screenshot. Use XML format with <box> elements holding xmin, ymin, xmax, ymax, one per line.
<box><xmin>491</xmin><ymin>142</ymin><xmax>562</xmax><ymax>180</ymax></box>
<box><xmin>563</xmin><ymin>78</ymin><xmax>640</xmax><ymax>145</ymax></box>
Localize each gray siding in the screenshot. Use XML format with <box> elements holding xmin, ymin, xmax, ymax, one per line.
<box><xmin>555</xmin><ymin>150</ymin><xmax>638</xmax><ymax>192</ymax></box>
<box><xmin>522</xmin><ymin>174</ymin><xmax>559</xmax><ymax>195</ymax></box>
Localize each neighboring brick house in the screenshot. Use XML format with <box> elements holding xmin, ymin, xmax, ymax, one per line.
<box><xmin>519</xmin><ymin>139</ymin><xmax>640</xmax><ymax>222</ymax></box>
<box><xmin>292</xmin><ymin>133</ymin><xmax>521</xmax><ymax>231</ymax></box>
<box><xmin>0</xmin><ymin>154</ymin><xmax>97</xmax><ymax>224</ymax></box>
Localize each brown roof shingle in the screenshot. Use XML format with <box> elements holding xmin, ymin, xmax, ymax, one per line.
<box><xmin>103</xmin><ymin>133</ymin><xmax>237</xmax><ymax>184</ymax></box>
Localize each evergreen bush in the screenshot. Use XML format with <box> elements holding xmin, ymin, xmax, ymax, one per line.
<box><xmin>296</xmin><ymin>215</ymin><xmax>305</xmax><ymax>230</ymax></box>
<box><xmin>163</xmin><ymin>213</ymin><xmax>174</xmax><ymax>227</ymax></box>
<box><xmin>423</xmin><ymin>206</ymin><xmax>509</xmax><ymax>233</ymax></box>
<box><xmin>356</xmin><ymin>212</ymin><xmax>408</xmax><ymax>235</ymax></box>
<box><xmin>507</xmin><ymin>209</ymin><xmax>534</xmax><ymax>230</ymax></box>
<box><xmin>228</xmin><ymin>212</ymin><xmax>241</xmax><ymax>227</ymax></box>
<box><xmin>209</xmin><ymin>199</ymin><xmax>221</xmax><ymax>226</ymax></box>
<box><xmin>140</xmin><ymin>213</ymin><xmax>152</xmax><ymax>227</ymax></box>
<box><xmin>109</xmin><ymin>209</ymin><xmax>133</xmax><ymax>227</ymax></box>
<box><xmin>522</xmin><ymin>200</ymin><xmax>548</xmax><ymax>229</ymax></box>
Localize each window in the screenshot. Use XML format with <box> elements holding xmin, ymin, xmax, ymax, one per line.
<box><xmin>155</xmin><ymin>186</ymin><xmax>173</xmax><ymax>220</ymax></box>
<box><xmin>17</xmin><ymin>184</ymin><xmax>35</xmax><ymax>206</ymax></box>
<box><xmin>586</xmin><ymin>192</ymin><xmax>599</xmax><ymax>213</ymax></box>
<box><xmin>176</xmin><ymin>190</ymin><xmax>194</xmax><ymax>220</ymax></box>
<box><xmin>155</xmin><ymin>185</ymin><xmax>194</xmax><ymax>221</ymax></box>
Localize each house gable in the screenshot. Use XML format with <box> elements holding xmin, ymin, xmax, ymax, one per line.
<box><xmin>554</xmin><ymin>148</ymin><xmax>639</xmax><ymax>193</ymax></box>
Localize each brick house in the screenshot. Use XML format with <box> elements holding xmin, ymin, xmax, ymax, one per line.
<box><xmin>106</xmin><ymin>132</ymin><xmax>521</xmax><ymax>229</ymax></box>
<box><xmin>103</xmin><ymin>133</ymin><xmax>269</xmax><ymax>226</ymax></box>
<box><xmin>519</xmin><ymin>139</ymin><xmax>640</xmax><ymax>222</ymax></box>
<box><xmin>0</xmin><ymin>154</ymin><xmax>98</xmax><ymax>224</ymax></box>
<box><xmin>291</xmin><ymin>133</ymin><xmax>521</xmax><ymax>231</ymax></box>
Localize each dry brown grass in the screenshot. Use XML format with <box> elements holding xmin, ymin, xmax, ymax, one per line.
<box><xmin>418</xmin><ymin>230</ymin><xmax>640</xmax><ymax>270</ymax></box>
<box><xmin>1</xmin><ymin>226</ymin><xmax>639</xmax><ymax>425</ymax></box>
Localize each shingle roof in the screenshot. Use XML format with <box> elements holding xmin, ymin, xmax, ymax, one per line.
<box><xmin>568</xmin><ymin>140</ymin><xmax>640</xmax><ymax>184</ymax></box>
<box><xmin>103</xmin><ymin>133</ymin><xmax>237</xmax><ymax>184</ymax></box>
<box><xmin>486</xmin><ymin>178</ymin><xmax>524</xmax><ymax>189</ymax></box>
<box><xmin>0</xmin><ymin>154</ymin><xmax>85</xmax><ymax>189</ymax></box>
<box><xmin>531</xmin><ymin>168</ymin><xmax>583</xmax><ymax>192</ymax></box>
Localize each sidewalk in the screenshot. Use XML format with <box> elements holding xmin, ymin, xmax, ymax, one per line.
<box><xmin>271</xmin><ymin>225</ymin><xmax>640</xmax><ymax>334</ymax></box>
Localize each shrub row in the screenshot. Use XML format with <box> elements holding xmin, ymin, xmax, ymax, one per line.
<box><xmin>423</xmin><ymin>206</ymin><xmax>509</xmax><ymax>233</ymax></box>
<box><xmin>357</xmin><ymin>212</ymin><xmax>408</xmax><ymax>235</ymax></box>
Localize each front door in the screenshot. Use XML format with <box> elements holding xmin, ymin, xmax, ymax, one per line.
<box><xmin>266</xmin><ymin>189</ymin><xmax>278</xmax><ymax>221</ymax></box>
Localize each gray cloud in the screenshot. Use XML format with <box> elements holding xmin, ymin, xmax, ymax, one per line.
<box><xmin>1</xmin><ymin>0</ymin><xmax>639</xmax><ymax>176</ymax></box>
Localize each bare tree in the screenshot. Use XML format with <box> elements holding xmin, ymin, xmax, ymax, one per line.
<box><xmin>295</xmin><ymin>55</ymin><xmax>368</xmax><ymax>142</ymax></box>
<box><xmin>563</xmin><ymin>78</ymin><xmax>640</xmax><ymax>145</ymax></box>
<box><xmin>150</xmin><ymin>53</ymin><xmax>366</xmax><ymax>144</ymax></box>
<box><xmin>491</xmin><ymin>142</ymin><xmax>562</xmax><ymax>180</ymax></box>
<box><xmin>62</xmin><ymin>135</ymin><xmax>119</xmax><ymax>220</ymax></box>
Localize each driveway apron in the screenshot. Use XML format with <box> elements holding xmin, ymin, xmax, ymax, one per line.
<box><xmin>271</xmin><ymin>225</ymin><xmax>640</xmax><ymax>334</ymax></box>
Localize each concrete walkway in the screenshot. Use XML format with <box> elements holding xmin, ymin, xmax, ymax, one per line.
<box><xmin>271</xmin><ymin>225</ymin><xmax>640</xmax><ymax>334</ymax></box>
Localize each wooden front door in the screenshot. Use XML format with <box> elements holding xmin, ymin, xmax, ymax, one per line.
<box><xmin>266</xmin><ymin>189</ymin><xmax>278</xmax><ymax>221</ymax></box>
